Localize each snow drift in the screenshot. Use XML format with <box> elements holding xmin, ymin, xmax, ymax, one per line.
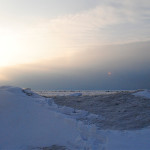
<box><xmin>0</xmin><ymin>86</ymin><xmax>105</xmax><ymax>150</ymax></box>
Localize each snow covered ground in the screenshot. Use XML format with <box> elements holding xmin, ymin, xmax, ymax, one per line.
<box><xmin>133</xmin><ymin>89</ymin><xmax>150</xmax><ymax>99</ymax></box>
<box><xmin>0</xmin><ymin>86</ymin><xmax>106</xmax><ymax>150</ymax></box>
<box><xmin>0</xmin><ymin>86</ymin><xmax>150</xmax><ymax>150</ymax></box>
<box><xmin>34</xmin><ymin>90</ymin><xmax>121</xmax><ymax>97</ymax></box>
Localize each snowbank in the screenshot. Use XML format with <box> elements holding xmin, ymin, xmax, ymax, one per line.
<box><xmin>0</xmin><ymin>86</ymin><xmax>105</xmax><ymax>150</ymax></box>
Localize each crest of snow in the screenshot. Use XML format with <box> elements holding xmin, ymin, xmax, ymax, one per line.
<box><xmin>133</xmin><ymin>90</ymin><xmax>150</xmax><ymax>99</ymax></box>
<box><xmin>0</xmin><ymin>86</ymin><xmax>23</xmax><ymax>94</ymax></box>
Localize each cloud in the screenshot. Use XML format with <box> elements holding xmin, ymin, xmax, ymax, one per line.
<box><xmin>1</xmin><ymin>0</ymin><xmax>150</xmax><ymax>48</ymax></box>
<box><xmin>38</xmin><ymin>0</ymin><xmax>150</xmax><ymax>49</ymax></box>
<box><xmin>0</xmin><ymin>0</ymin><xmax>150</xmax><ymax>67</ymax></box>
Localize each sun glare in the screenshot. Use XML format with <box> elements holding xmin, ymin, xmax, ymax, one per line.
<box><xmin>0</xmin><ymin>27</ymin><xmax>67</xmax><ymax>67</ymax></box>
<box><xmin>0</xmin><ymin>30</ymin><xmax>21</xmax><ymax>67</ymax></box>
<box><xmin>108</xmin><ymin>72</ymin><xmax>112</xmax><ymax>76</ymax></box>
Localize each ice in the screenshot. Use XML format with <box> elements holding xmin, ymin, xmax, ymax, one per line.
<box><xmin>34</xmin><ymin>90</ymin><xmax>119</xmax><ymax>97</ymax></box>
<box><xmin>133</xmin><ymin>90</ymin><xmax>150</xmax><ymax>99</ymax></box>
<box><xmin>70</xmin><ymin>93</ymin><xmax>82</xmax><ymax>96</ymax></box>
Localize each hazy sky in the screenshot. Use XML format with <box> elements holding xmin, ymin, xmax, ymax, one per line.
<box><xmin>0</xmin><ymin>0</ymin><xmax>150</xmax><ymax>90</ymax></box>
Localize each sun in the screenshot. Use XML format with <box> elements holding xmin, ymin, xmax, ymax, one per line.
<box><xmin>108</xmin><ymin>72</ymin><xmax>112</xmax><ymax>76</ymax></box>
<box><xmin>0</xmin><ymin>26</ymin><xmax>74</xmax><ymax>68</ymax></box>
<box><xmin>0</xmin><ymin>30</ymin><xmax>21</xmax><ymax>67</ymax></box>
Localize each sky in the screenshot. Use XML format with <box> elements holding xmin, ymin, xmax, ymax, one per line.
<box><xmin>0</xmin><ymin>0</ymin><xmax>150</xmax><ymax>90</ymax></box>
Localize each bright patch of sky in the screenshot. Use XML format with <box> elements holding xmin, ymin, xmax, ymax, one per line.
<box><xmin>0</xmin><ymin>0</ymin><xmax>150</xmax><ymax>66</ymax></box>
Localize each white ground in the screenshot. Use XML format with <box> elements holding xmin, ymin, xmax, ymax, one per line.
<box><xmin>34</xmin><ymin>90</ymin><xmax>121</xmax><ymax>97</ymax></box>
<box><xmin>0</xmin><ymin>86</ymin><xmax>150</xmax><ymax>150</ymax></box>
<box><xmin>133</xmin><ymin>89</ymin><xmax>150</xmax><ymax>99</ymax></box>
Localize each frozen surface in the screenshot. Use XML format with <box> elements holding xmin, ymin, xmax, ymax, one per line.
<box><xmin>133</xmin><ymin>90</ymin><xmax>150</xmax><ymax>99</ymax></box>
<box><xmin>69</xmin><ymin>93</ymin><xmax>82</xmax><ymax>97</ymax></box>
<box><xmin>34</xmin><ymin>90</ymin><xmax>121</xmax><ymax>97</ymax></box>
<box><xmin>0</xmin><ymin>86</ymin><xmax>150</xmax><ymax>150</ymax></box>
<box><xmin>48</xmin><ymin>91</ymin><xmax>150</xmax><ymax>130</ymax></box>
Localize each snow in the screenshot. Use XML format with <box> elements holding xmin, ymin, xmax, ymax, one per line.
<box><xmin>104</xmin><ymin>128</ymin><xmax>150</xmax><ymax>150</ymax></box>
<box><xmin>133</xmin><ymin>90</ymin><xmax>150</xmax><ymax>99</ymax></box>
<box><xmin>0</xmin><ymin>86</ymin><xmax>105</xmax><ymax>150</ymax></box>
<box><xmin>34</xmin><ymin>90</ymin><xmax>120</xmax><ymax>97</ymax></box>
<box><xmin>69</xmin><ymin>93</ymin><xmax>82</xmax><ymax>97</ymax></box>
<box><xmin>0</xmin><ymin>86</ymin><xmax>150</xmax><ymax>150</ymax></box>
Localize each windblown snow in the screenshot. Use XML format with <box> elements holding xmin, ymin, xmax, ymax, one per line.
<box><xmin>0</xmin><ymin>86</ymin><xmax>150</xmax><ymax>150</ymax></box>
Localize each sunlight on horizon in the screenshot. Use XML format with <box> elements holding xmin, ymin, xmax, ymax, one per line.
<box><xmin>0</xmin><ymin>0</ymin><xmax>150</xmax><ymax>68</ymax></box>
<box><xmin>0</xmin><ymin>27</ymin><xmax>66</xmax><ymax>67</ymax></box>
<box><xmin>0</xmin><ymin>29</ymin><xmax>24</xmax><ymax>67</ymax></box>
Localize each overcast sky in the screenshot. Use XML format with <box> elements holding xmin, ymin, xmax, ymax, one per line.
<box><xmin>0</xmin><ymin>0</ymin><xmax>150</xmax><ymax>90</ymax></box>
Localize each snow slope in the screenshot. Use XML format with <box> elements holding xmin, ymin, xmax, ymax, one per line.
<box><xmin>0</xmin><ymin>86</ymin><xmax>105</xmax><ymax>150</ymax></box>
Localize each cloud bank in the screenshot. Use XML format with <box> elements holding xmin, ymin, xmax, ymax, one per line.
<box><xmin>1</xmin><ymin>41</ymin><xmax>150</xmax><ymax>90</ymax></box>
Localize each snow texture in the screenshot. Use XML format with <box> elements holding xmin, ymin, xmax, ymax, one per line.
<box><xmin>0</xmin><ymin>86</ymin><xmax>150</xmax><ymax>150</ymax></box>
<box><xmin>47</xmin><ymin>91</ymin><xmax>150</xmax><ymax>130</ymax></box>
<box><xmin>0</xmin><ymin>86</ymin><xmax>105</xmax><ymax>150</ymax></box>
<box><xmin>34</xmin><ymin>90</ymin><xmax>120</xmax><ymax>97</ymax></box>
<box><xmin>69</xmin><ymin>93</ymin><xmax>82</xmax><ymax>97</ymax></box>
<box><xmin>133</xmin><ymin>90</ymin><xmax>150</xmax><ymax>99</ymax></box>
